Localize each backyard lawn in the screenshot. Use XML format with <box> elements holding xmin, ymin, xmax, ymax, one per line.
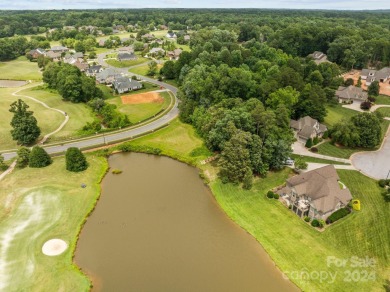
<box><xmin>378</xmin><ymin>107</ymin><xmax>390</xmax><ymax>117</ymax></box>
<box><xmin>129</xmin><ymin>63</ymin><xmax>163</xmax><ymax>76</ymax></box>
<box><xmin>324</xmin><ymin>104</ymin><xmax>358</xmax><ymax>127</ymax></box>
<box><xmin>375</xmin><ymin>95</ymin><xmax>390</xmax><ymax>105</ymax></box>
<box><xmin>0</xmin><ymin>56</ymin><xmax>42</xmax><ymax>81</ymax></box>
<box><xmin>0</xmin><ymin>155</ymin><xmax>108</xmax><ymax>291</ymax></box>
<box><xmin>211</xmin><ymin>169</ymin><xmax>389</xmax><ymax>291</ymax></box>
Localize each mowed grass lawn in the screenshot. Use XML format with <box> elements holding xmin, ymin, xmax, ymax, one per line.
<box><xmin>22</xmin><ymin>87</ymin><xmax>96</xmax><ymax>141</ymax></box>
<box><xmin>107</xmin><ymin>91</ymin><xmax>171</xmax><ymax>123</ymax></box>
<box><xmin>0</xmin><ymin>56</ymin><xmax>42</xmax><ymax>81</ymax></box>
<box><xmin>0</xmin><ymin>85</ymin><xmax>64</xmax><ymax>150</ymax></box>
<box><xmin>324</xmin><ymin>104</ymin><xmax>358</xmax><ymax>127</ymax></box>
<box><xmin>129</xmin><ymin>63</ymin><xmax>163</xmax><ymax>76</ymax></box>
<box><xmin>105</xmin><ymin>57</ymin><xmax>148</xmax><ymax>68</ymax></box>
<box><xmin>211</xmin><ymin>169</ymin><xmax>389</xmax><ymax>291</ymax></box>
<box><xmin>378</xmin><ymin>107</ymin><xmax>390</xmax><ymax>117</ymax></box>
<box><xmin>375</xmin><ymin>95</ymin><xmax>390</xmax><ymax>105</ymax></box>
<box><xmin>0</xmin><ymin>155</ymin><xmax>108</xmax><ymax>291</ymax></box>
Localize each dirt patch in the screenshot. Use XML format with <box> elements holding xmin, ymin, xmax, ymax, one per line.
<box><xmin>121</xmin><ymin>92</ymin><xmax>163</xmax><ymax>104</ymax></box>
<box><xmin>343</xmin><ymin>70</ymin><xmax>390</xmax><ymax>96</ymax></box>
<box><xmin>0</xmin><ymin>80</ymin><xmax>28</xmax><ymax>88</ymax></box>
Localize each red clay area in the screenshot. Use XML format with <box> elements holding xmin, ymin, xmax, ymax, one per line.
<box><xmin>121</xmin><ymin>92</ymin><xmax>164</xmax><ymax>104</ymax></box>
<box><xmin>343</xmin><ymin>70</ymin><xmax>390</xmax><ymax>96</ymax></box>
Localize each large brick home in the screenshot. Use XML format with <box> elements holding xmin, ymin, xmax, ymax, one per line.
<box><xmin>277</xmin><ymin>165</ymin><xmax>352</xmax><ymax>220</ymax></box>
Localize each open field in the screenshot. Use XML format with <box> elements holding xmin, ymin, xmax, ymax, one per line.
<box><xmin>21</xmin><ymin>87</ymin><xmax>95</xmax><ymax>141</ymax></box>
<box><xmin>129</xmin><ymin>63</ymin><xmax>163</xmax><ymax>76</ymax></box>
<box><xmin>0</xmin><ymin>85</ymin><xmax>64</xmax><ymax>150</ymax></box>
<box><xmin>107</xmin><ymin>91</ymin><xmax>171</xmax><ymax>124</ymax></box>
<box><xmin>324</xmin><ymin>104</ymin><xmax>358</xmax><ymax>127</ymax></box>
<box><xmin>105</xmin><ymin>57</ymin><xmax>148</xmax><ymax>68</ymax></box>
<box><xmin>0</xmin><ymin>155</ymin><xmax>108</xmax><ymax>291</ymax></box>
<box><xmin>211</xmin><ymin>169</ymin><xmax>389</xmax><ymax>291</ymax></box>
<box><xmin>0</xmin><ymin>57</ymin><xmax>42</xmax><ymax>81</ymax></box>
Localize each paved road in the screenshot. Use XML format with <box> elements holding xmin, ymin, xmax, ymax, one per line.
<box><xmin>2</xmin><ymin>54</ymin><xmax>179</xmax><ymax>161</ymax></box>
<box><xmin>351</xmin><ymin>128</ymin><xmax>390</xmax><ymax>179</ymax></box>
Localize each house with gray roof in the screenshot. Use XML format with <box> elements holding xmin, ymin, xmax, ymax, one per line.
<box><xmin>277</xmin><ymin>165</ymin><xmax>352</xmax><ymax>220</ymax></box>
<box><xmin>112</xmin><ymin>76</ymin><xmax>142</xmax><ymax>94</ymax></box>
<box><xmin>361</xmin><ymin>67</ymin><xmax>390</xmax><ymax>86</ymax></box>
<box><xmin>149</xmin><ymin>47</ymin><xmax>165</xmax><ymax>57</ymax></box>
<box><xmin>290</xmin><ymin>116</ymin><xmax>327</xmax><ymax>141</ymax></box>
<box><xmin>167</xmin><ymin>48</ymin><xmax>182</xmax><ymax>60</ymax></box>
<box><xmin>308</xmin><ymin>51</ymin><xmax>329</xmax><ymax>65</ymax></box>
<box><xmin>86</xmin><ymin>65</ymin><xmax>103</xmax><ymax>77</ymax></box>
<box><xmin>117</xmin><ymin>52</ymin><xmax>137</xmax><ymax>61</ymax></box>
<box><xmin>46</xmin><ymin>51</ymin><xmax>62</xmax><ymax>61</ymax></box>
<box><xmin>28</xmin><ymin>48</ymin><xmax>46</xmax><ymax>59</ymax></box>
<box><xmin>63</xmin><ymin>52</ymin><xmax>84</xmax><ymax>64</ymax></box>
<box><xmin>50</xmin><ymin>46</ymin><xmax>69</xmax><ymax>53</ymax></box>
<box><xmin>95</xmin><ymin>68</ymin><xmax>121</xmax><ymax>84</ymax></box>
<box><xmin>166</xmin><ymin>32</ymin><xmax>177</xmax><ymax>39</ymax></box>
<box><xmin>335</xmin><ymin>85</ymin><xmax>368</xmax><ymax>103</ymax></box>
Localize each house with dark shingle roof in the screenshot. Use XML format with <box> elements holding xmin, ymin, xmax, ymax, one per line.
<box><xmin>28</xmin><ymin>48</ymin><xmax>46</xmax><ymax>59</ymax></box>
<box><xmin>95</xmin><ymin>68</ymin><xmax>120</xmax><ymax>84</ymax></box>
<box><xmin>86</xmin><ymin>65</ymin><xmax>103</xmax><ymax>77</ymax></box>
<box><xmin>290</xmin><ymin>116</ymin><xmax>327</xmax><ymax>141</ymax></box>
<box><xmin>166</xmin><ymin>32</ymin><xmax>177</xmax><ymax>39</ymax></box>
<box><xmin>50</xmin><ymin>46</ymin><xmax>69</xmax><ymax>53</ymax></box>
<box><xmin>308</xmin><ymin>51</ymin><xmax>329</xmax><ymax>65</ymax></box>
<box><xmin>277</xmin><ymin>165</ymin><xmax>352</xmax><ymax>220</ymax></box>
<box><xmin>335</xmin><ymin>85</ymin><xmax>368</xmax><ymax>103</ymax></box>
<box><xmin>117</xmin><ymin>52</ymin><xmax>137</xmax><ymax>61</ymax></box>
<box><xmin>113</xmin><ymin>76</ymin><xmax>142</xmax><ymax>94</ymax></box>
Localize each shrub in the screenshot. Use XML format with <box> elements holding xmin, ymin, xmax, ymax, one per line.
<box><xmin>267</xmin><ymin>191</ymin><xmax>274</xmax><ymax>199</ymax></box>
<box><xmin>16</xmin><ymin>147</ymin><xmax>31</xmax><ymax>168</ymax></box>
<box><xmin>273</xmin><ymin>193</ymin><xmax>279</xmax><ymax>199</ymax></box>
<box><xmin>360</xmin><ymin>101</ymin><xmax>372</xmax><ymax>110</ymax></box>
<box><xmin>288</xmin><ymin>205</ymin><xmax>292</xmax><ymax>209</ymax></box>
<box><xmin>305</xmin><ymin>138</ymin><xmax>313</xmax><ymax>148</ymax></box>
<box><xmin>383</xmin><ymin>190</ymin><xmax>390</xmax><ymax>202</ymax></box>
<box><xmin>117</xmin><ymin>142</ymin><xmax>162</xmax><ymax>155</ymax></box>
<box><xmin>29</xmin><ymin>146</ymin><xmax>52</xmax><ymax>168</ymax></box>
<box><xmin>344</xmin><ymin>78</ymin><xmax>354</xmax><ymax>86</ymax></box>
<box><xmin>66</xmin><ymin>147</ymin><xmax>88</xmax><ymax>172</ymax></box>
<box><xmin>319</xmin><ymin>219</ymin><xmax>325</xmax><ymax>228</ymax></box>
<box><xmin>304</xmin><ymin>216</ymin><xmax>310</xmax><ymax>222</ymax></box>
<box><xmin>112</xmin><ymin>169</ymin><xmax>122</xmax><ymax>174</ymax></box>
<box><xmin>322</xmin><ymin>131</ymin><xmax>329</xmax><ymax>139</ymax></box>
<box><xmin>379</xmin><ymin>179</ymin><xmax>387</xmax><ymax>188</ymax></box>
<box><xmin>313</xmin><ymin>136</ymin><xmax>319</xmax><ymax>145</ymax></box>
<box><xmin>310</xmin><ymin>147</ymin><xmax>318</xmax><ymax>153</ymax></box>
<box><xmin>326</xmin><ymin>207</ymin><xmax>351</xmax><ymax>224</ymax></box>
<box><xmin>0</xmin><ymin>156</ymin><xmax>8</xmax><ymax>171</ymax></box>
<box><xmin>368</xmin><ymin>96</ymin><xmax>376</xmax><ymax>103</ymax></box>
<box><xmin>311</xmin><ymin>219</ymin><xmax>320</xmax><ymax>227</ymax></box>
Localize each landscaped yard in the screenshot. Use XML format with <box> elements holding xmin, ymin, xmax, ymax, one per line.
<box><xmin>375</xmin><ymin>95</ymin><xmax>390</xmax><ymax>105</ymax></box>
<box><xmin>107</xmin><ymin>91</ymin><xmax>171</xmax><ymax>123</ymax></box>
<box><xmin>0</xmin><ymin>56</ymin><xmax>42</xmax><ymax>81</ymax></box>
<box><xmin>0</xmin><ymin>155</ymin><xmax>108</xmax><ymax>291</ymax></box>
<box><xmin>105</xmin><ymin>57</ymin><xmax>148</xmax><ymax>68</ymax></box>
<box><xmin>129</xmin><ymin>63</ymin><xmax>163</xmax><ymax>76</ymax></box>
<box><xmin>324</xmin><ymin>104</ymin><xmax>358</xmax><ymax>127</ymax></box>
<box><xmin>378</xmin><ymin>107</ymin><xmax>390</xmax><ymax>117</ymax></box>
<box><xmin>290</xmin><ymin>154</ymin><xmax>350</xmax><ymax>165</ymax></box>
<box><xmin>211</xmin><ymin>169</ymin><xmax>389</xmax><ymax>291</ymax></box>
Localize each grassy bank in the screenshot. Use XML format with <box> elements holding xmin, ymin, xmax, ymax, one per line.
<box><xmin>0</xmin><ymin>56</ymin><xmax>42</xmax><ymax>81</ymax></box>
<box><xmin>290</xmin><ymin>154</ymin><xmax>350</xmax><ymax>165</ymax></box>
<box><xmin>105</xmin><ymin>58</ymin><xmax>148</xmax><ymax>68</ymax></box>
<box><xmin>0</xmin><ymin>155</ymin><xmax>108</xmax><ymax>291</ymax></box>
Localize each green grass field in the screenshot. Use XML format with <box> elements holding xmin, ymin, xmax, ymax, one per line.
<box><xmin>290</xmin><ymin>154</ymin><xmax>350</xmax><ymax>165</ymax></box>
<box><xmin>324</xmin><ymin>104</ymin><xmax>359</xmax><ymax>127</ymax></box>
<box><xmin>377</xmin><ymin>107</ymin><xmax>390</xmax><ymax>117</ymax></box>
<box><xmin>129</xmin><ymin>63</ymin><xmax>163</xmax><ymax>76</ymax></box>
<box><xmin>22</xmin><ymin>87</ymin><xmax>96</xmax><ymax>141</ymax></box>
<box><xmin>0</xmin><ymin>85</ymin><xmax>64</xmax><ymax>150</ymax></box>
<box><xmin>375</xmin><ymin>95</ymin><xmax>390</xmax><ymax>105</ymax></box>
<box><xmin>0</xmin><ymin>155</ymin><xmax>108</xmax><ymax>291</ymax></box>
<box><xmin>0</xmin><ymin>56</ymin><xmax>42</xmax><ymax>81</ymax></box>
<box><xmin>107</xmin><ymin>91</ymin><xmax>171</xmax><ymax>123</ymax></box>
<box><xmin>211</xmin><ymin>169</ymin><xmax>389</xmax><ymax>291</ymax></box>
<box><xmin>105</xmin><ymin>57</ymin><xmax>148</xmax><ymax>68</ymax></box>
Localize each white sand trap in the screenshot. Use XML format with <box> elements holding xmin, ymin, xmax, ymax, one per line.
<box><xmin>42</xmin><ymin>239</ymin><xmax>67</xmax><ymax>256</ymax></box>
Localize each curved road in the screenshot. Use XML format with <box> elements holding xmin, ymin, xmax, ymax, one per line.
<box><xmin>2</xmin><ymin>53</ymin><xmax>179</xmax><ymax>161</ymax></box>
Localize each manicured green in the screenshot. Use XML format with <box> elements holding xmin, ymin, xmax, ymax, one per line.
<box><xmin>105</xmin><ymin>57</ymin><xmax>148</xmax><ymax>68</ymax></box>
<box><xmin>106</xmin><ymin>91</ymin><xmax>171</xmax><ymax>124</ymax></box>
<box><xmin>317</xmin><ymin>141</ymin><xmax>359</xmax><ymax>159</ymax></box>
<box><xmin>324</xmin><ymin>104</ymin><xmax>358</xmax><ymax>127</ymax></box>
<box><xmin>290</xmin><ymin>154</ymin><xmax>350</xmax><ymax>165</ymax></box>
<box><xmin>0</xmin><ymin>56</ymin><xmax>42</xmax><ymax>81</ymax></box>
<box><xmin>374</xmin><ymin>95</ymin><xmax>390</xmax><ymax>105</ymax></box>
<box><xmin>377</xmin><ymin>107</ymin><xmax>390</xmax><ymax>117</ymax></box>
<box><xmin>129</xmin><ymin>64</ymin><xmax>163</xmax><ymax>76</ymax></box>
<box><xmin>0</xmin><ymin>155</ymin><xmax>108</xmax><ymax>291</ymax></box>
<box><xmin>211</xmin><ymin>169</ymin><xmax>389</xmax><ymax>291</ymax></box>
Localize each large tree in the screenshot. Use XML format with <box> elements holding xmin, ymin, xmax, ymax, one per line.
<box><xmin>29</xmin><ymin>146</ymin><xmax>52</xmax><ymax>168</ymax></box>
<box><xmin>9</xmin><ymin>99</ymin><xmax>41</xmax><ymax>145</ymax></box>
<box><xmin>65</xmin><ymin>147</ymin><xmax>88</xmax><ymax>172</ymax></box>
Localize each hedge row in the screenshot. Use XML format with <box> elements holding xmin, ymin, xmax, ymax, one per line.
<box><xmin>326</xmin><ymin>207</ymin><xmax>351</xmax><ymax>224</ymax></box>
<box><xmin>117</xmin><ymin>142</ymin><xmax>162</xmax><ymax>155</ymax></box>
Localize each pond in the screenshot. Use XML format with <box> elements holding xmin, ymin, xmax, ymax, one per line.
<box><xmin>74</xmin><ymin>153</ymin><xmax>298</xmax><ymax>292</ymax></box>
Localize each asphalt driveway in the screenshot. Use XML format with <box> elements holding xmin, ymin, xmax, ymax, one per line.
<box><xmin>351</xmin><ymin>130</ymin><xmax>390</xmax><ymax>179</ymax></box>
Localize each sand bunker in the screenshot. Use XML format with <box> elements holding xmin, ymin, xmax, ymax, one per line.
<box><xmin>42</xmin><ymin>239</ymin><xmax>68</xmax><ymax>256</ymax></box>
<box><xmin>0</xmin><ymin>80</ymin><xmax>28</xmax><ymax>88</ymax></box>
<box><xmin>121</xmin><ymin>92</ymin><xmax>163</xmax><ymax>104</ymax></box>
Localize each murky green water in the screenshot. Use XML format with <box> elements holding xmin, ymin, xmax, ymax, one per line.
<box><xmin>74</xmin><ymin>153</ymin><xmax>297</xmax><ymax>292</ymax></box>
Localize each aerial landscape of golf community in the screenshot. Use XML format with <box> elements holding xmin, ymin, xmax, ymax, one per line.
<box><xmin>0</xmin><ymin>3</ymin><xmax>390</xmax><ymax>292</ymax></box>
